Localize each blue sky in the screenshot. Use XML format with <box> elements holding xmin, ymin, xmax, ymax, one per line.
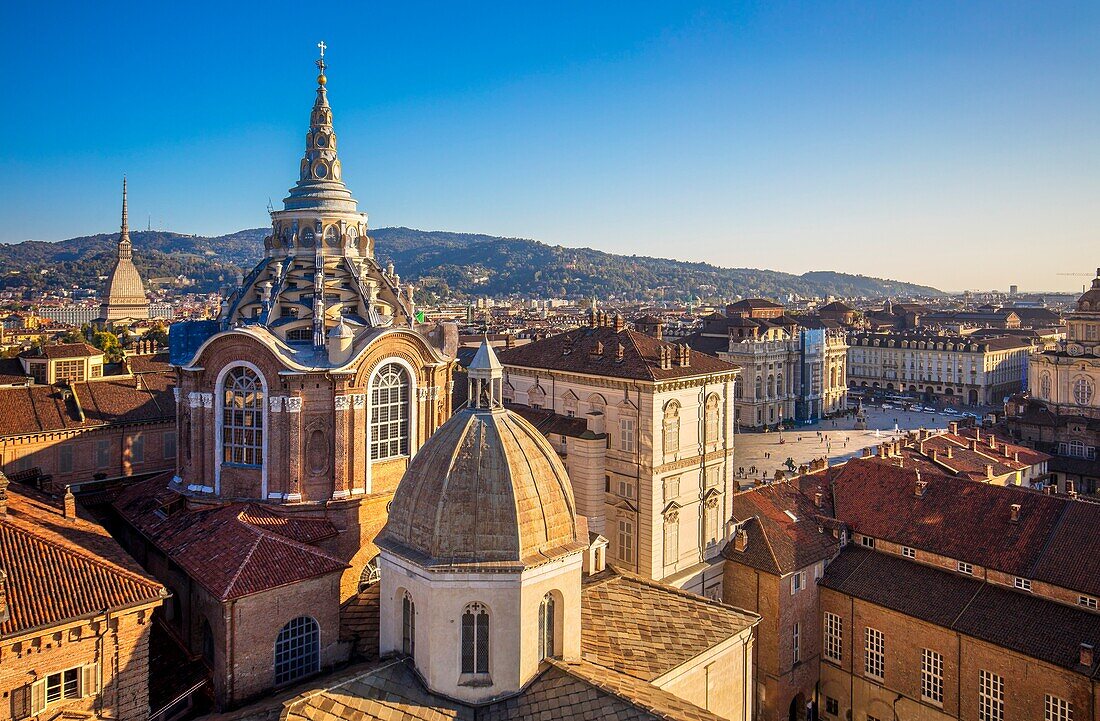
<box><xmin>0</xmin><ymin>1</ymin><xmax>1096</xmax><ymax>292</ymax></box>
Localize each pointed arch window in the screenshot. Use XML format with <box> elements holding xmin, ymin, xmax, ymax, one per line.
<box><xmin>401</xmin><ymin>591</ymin><xmax>415</xmax><ymax>657</ymax></box>
<box><xmin>222</xmin><ymin>367</ymin><xmax>264</xmax><ymax>466</ymax></box>
<box><xmin>461</xmin><ymin>602</ymin><xmax>490</xmax><ymax>675</ymax></box>
<box><xmin>370</xmin><ymin>364</ymin><xmax>410</xmax><ymax>460</ymax></box>
<box><xmin>538</xmin><ymin>593</ymin><xmax>556</xmax><ymax>662</ymax></box>
<box><xmin>663</xmin><ymin>401</ymin><xmax>681</xmax><ymax>457</ymax></box>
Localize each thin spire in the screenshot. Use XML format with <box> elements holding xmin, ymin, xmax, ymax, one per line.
<box><xmin>118</xmin><ymin>177</ymin><xmax>132</xmax><ymax>260</ymax></box>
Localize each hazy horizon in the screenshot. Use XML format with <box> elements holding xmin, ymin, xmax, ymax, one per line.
<box><xmin>1</xmin><ymin>2</ymin><xmax>1096</xmax><ymax>293</ymax></box>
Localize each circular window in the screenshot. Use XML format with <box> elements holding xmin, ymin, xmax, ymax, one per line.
<box><xmin>313</xmin><ymin>161</ymin><xmax>328</xmax><ymax>179</ymax></box>
<box><xmin>316</xmin><ymin>134</ymin><xmax>327</xmax><ymax>148</ymax></box>
<box><xmin>1073</xmin><ymin>378</ymin><xmax>1094</xmax><ymax>405</ymax></box>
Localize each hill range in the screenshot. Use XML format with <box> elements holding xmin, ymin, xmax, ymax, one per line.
<box><xmin>0</xmin><ymin>227</ymin><xmax>944</xmax><ymax>302</ymax></box>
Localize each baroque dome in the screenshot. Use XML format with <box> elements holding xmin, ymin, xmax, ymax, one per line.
<box><xmin>1077</xmin><ymin>269</ymin><xmax>1100</xmax><ymax>312</ymax></box>
<box><xmin>377</xmin><ymin>406</ymin><xmax>585</xmax><ymax>571</ymax></box>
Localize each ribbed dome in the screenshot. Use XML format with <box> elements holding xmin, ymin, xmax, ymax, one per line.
<box><xmin>377</xmin><ymin>407</ymin><xmax>585</xmax><ymax>571</ymax></box>
<box><xmin>104</xmin><ymin>259</ymin><xmax>147</xmax><ymax>304</ymax></box>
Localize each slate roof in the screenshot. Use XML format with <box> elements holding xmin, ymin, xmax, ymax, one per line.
<box><xmin>1</xmin><ymin>482</ymin><xmax>165</xmax><ymax>638</ymax></box>
<box><xmin>580</xmin><ymin>566</ymin><xmax>759</xmax><ymax>681</ymax></box>
<box><xmin>112</xmin><ymin>476</ymin><xmax>345</xmax><ymax>601</ymax></box>
<box><xmin>508</xmin><ymin>404</ymin><xmax>593</xmax><ymax>439</ymax></box>
<box><xmin>722</xmin><ymin>483</ymin><xmax>840</xmax><ymax>575</ymax></box>
<box><xmin>0</xmin><ymin>358</ymin><xmax>29</xmax><ymax>386</ymax></box>
<box><xmin>126</xmin><ymin>352</ymin><xmax>172</xmax><ymax>374</ymax></box>
<box><xmin>0</xmin><ymin>373</ymin><xmax>175</xmax><ymax>437</ymax></box>
<box><xmin>822</xmin><ymin>546</ymin><xmax>1100</xmax><ymax>676</ymax></box>
<box><xmin>498</xmin><ymin>326</ymin><xmax>737</xmax><ymax>382</ymax></box>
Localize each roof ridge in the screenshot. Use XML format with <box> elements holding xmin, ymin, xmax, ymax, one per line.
<box><xmin>222</xmin><ymin>530</ymin><xmax>264</xmax><ymax>598</ymax></box>
<box><xmin>1027</xmin><ymin>498</ymin><xmax>1072</xmax><ymax>579</ymax></box>
<box><xmin>620</xmin><ymin>329</ymin><xmax>658</xmax><ymax>381</ymax></box>
<box><xmin>604</xmin><ymin>564</ymin><xmax>758</xmax><ymax>620</ymax></box>
<box><xmin>552</xmin><ymin>658</ymin><xmax>727</xmax><ymax>721</ymax></box>
<box><xmin>755</xmin><ymin>514</ymin><xmax>784</xmax><ymax>573</ymax></box>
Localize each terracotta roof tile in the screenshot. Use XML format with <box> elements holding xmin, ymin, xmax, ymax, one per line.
<box><xmin>0</xmin><ymin>374</ymin><xmax>175</xmax><ymax>437</ymax></box>
<box><xmin>1</xmin><ymin>485</ymin><xmax>165</xmax><ymax>638</ymax></box>
<box><xmin>499</xmin><ymin>327</ymin><xmax>737</xmax><ymax>382</ymax></box>
<box><xmin>112</xmin><ymin>477</ymin><xmax>345</xmax><ymax>601</ymax></box>
<box><xmin>723</xmin><ymin>483</ymin><xmax>840</xmax><ymax>575</ymax></box>
<box><xmin>19</xmin><ymin>342</ymin><xmax>102</xmax><ymax>360</ymax></box>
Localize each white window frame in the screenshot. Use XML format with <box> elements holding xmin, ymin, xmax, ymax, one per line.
<box><xmin>864</xmin><ymin>626</ymin><xmax>884</xmax><ymax>680</ymax></box>
<box><xmin>792</xmin><ymin>622</ymin><xmax>801</xmax><ymax>664</ymax></box>
<box><xmin>1014</xmin><ymin>577</ymin><xmax>1032</xmax><ymax>592</ymax></box>
<box><xmin>1045</xmin><ymin>695</ymin><xmax>1073</xmax><ymax>721</ymax></box>
<box><xmin>663</xmin><ymin>516</ymin><xmax>679</xmax><ymax>566</ymax></box>
<box><xmin>617</xmin><ymin>519</ymin><xmax>634</xmax><ymax>564</ymax></box>
<box><xmin>902</xmin><ymin>546</ymin><xmax>915</xmax><ymax>559</ymax></box>
<box><xmin>823</xmin><ymin>612</ymin><xmax>842</xmax><ymax>663</ymax></box>
<box><xmin>369</xmin><ymin>363</ymin><xmax>411</xmax><ymax>461</ymax></box>
<box><xmin>978</xmin><ymin>670</ymin><xmax>1004</xmax><ymax>721</ymax></box>
<box><xmin>921</xmin><ymin>648</ymin><xmax>943</xmax><ymax>705</ymax></box>
<box><xmin>791</xmin><ymin>571</ymin><xmax>805</xmax><ymax>594</ymax></box>
<box><xmin>958</xmin><ymin>561</ymin><xmax>973</xmax><ymax>575</ymax></box>
<box><xmin>861</xmin><ymin>535</ymin><xmax>876</xmax><ymax>549</ymax></box>
<box><xmin>618</xmin><ymin>416</ymin><xmax>636</xmax><ymax>454</ymax></box>
<box><xmin>1078</xmin><ymin>595</ymin><xmax>1097</xmax><ymax>610</ymax></box>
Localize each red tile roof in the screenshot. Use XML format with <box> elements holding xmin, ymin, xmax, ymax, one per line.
<box><xmin>0</xmin><ymin>373</ymin><xmax>175</xmax><ymax>437</ymax></box>
<box><xmin>830</xmin><ymin>459</ymin><xmax>1065</xmax><ymax>577</ymax></box>
<box><xmin>113</xmin><ymin>477</ymin><xmax>345</xmax><ymax>601</ymax></box>
<box><xmin>499</xmin><ymin>327</ymin><xmax>738</xmax><ymax>382</ymax></box>
<box><xmin>723</xmin><ymin>483</ymin><xmax>840</xmax><ymax>575</ymax></box>
<box><xmin>19</xmin><ymin>342</ymin><xmax>103</xmax><ymax>360</ymax></box>
<box><xmin>1</xmin><ymin>484</ymin><xmax>165</xmax><ymax>638</ymax></box>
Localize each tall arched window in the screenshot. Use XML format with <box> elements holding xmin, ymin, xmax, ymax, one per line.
<box><xmin>755</xmin><ymin>375</ymin><xmax>762</xmax><ymax>400</ymax></box>
<box><xmin>663</xmin><ymin>401</ymin><xmax>681</xmax><ymax>457</ymax></box>
<box><xmin>402</xmin><ymin>591</ymin><xmax>415</xmax><ymax>657</ymax></box>
<box><xmin>222</xmin><ymin>366</ymin><xmax>264</xmax><ymax>466</ymax></box>
<box><xmin>371</xmin><ymin>364</ymin><xmax>410</xmax><ymax>460</ymax></box>
<box><xmin>461</xmin><ymin>602</ymin><xmax>490</xmax><ymax>675</ymax></box>
<box><xmin>776</xmin><ymin>373</ymin><xmax>783</xmax><ymax>398</ymax></box>
<box><xmin>767</xmin><ymin>374</ymin><xmax>775</xmax><ymax>399</ymax></box>
<box><xmin>274</xmin><ymin>616</ymin><xmax>319</xmax><ymax>686</ymax></box>
<box><xmin>704</xmin><ymin>394</ymin><xmax>720</xmax><ymax>443</ymax></box>
<box><xmin>538</xmin><ymin>593</ymin><xmax>556</xmax><ymax>662</ymax></box>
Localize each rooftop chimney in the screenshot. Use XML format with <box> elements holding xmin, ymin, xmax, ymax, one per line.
<box><xmin>986</xmin><ymin>464</ymin><xmax>995</xmax><ymax>480</ymax></box>
<box><xmin>814</xmin><ymin>492</ymin><xmax>824</xmax><ymax>508</ymax></box>
<box><xmin>989</xmin><ymin>434</ymin><xmax>996</xmax><ymax>449</ymax></box>
<box><xmin>975</xmin><ymin>428</ymin><xmax>981</xmax><ymax>441</ymax></box>
<box><xmin>612</xmin><ymin>313</ymin><xmax>625</xmax><ymax>332</ymax></box>
<box><xmin>734</xmin><ymin>528</ymin><xmax>749</xmax><ymax>552</ymax></box>
<box><xmin>946</xmin><ymin>446</ymin><xmax>954</xmax><ymax>459</ymax></box>
<box><xmin>63</xmin><ymin>486</ymin><xmax>76</xmax><ymax>520</ymax></box>
<box><xmin>1081</xmin><ymin>643</ymin><xmax>1094</xmax><ymax>668</ymax></box>
<box><xmin>949</xmin><ymin>421</ymin><xmax>959</xmax><ymax>435</ymax></box>
<box><xmin>915</xmin><ymin>478</ymin><xmax>927</xmax><ymax>498</ymax></box>
<box><xmin>0</xmin><ymin>471</ymin><xmax>8</xmax><ymax>516</ymax></box>
<box><xmin>1014</xmin><ymin>451</ymin><xmax>1020</xmax><ymax>462</ymax></box>
<box><xmin>1010</xmin><ymin>503</ymin><xmax>1021</xmax><ymax>523</ymax></box>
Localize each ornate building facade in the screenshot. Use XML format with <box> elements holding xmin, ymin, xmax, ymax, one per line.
<box><xmin>111</xmin><ymin>48</ymin><xmax>456</xmax><ymax>709</ymax></box>
<box><xmin>98</xmin><ymin>180</ymin><xmax>150</xmax><ymax>326</ymax></box>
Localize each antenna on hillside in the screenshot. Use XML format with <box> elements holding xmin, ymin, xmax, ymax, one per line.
<box><xmin>147</xmin><ymin>214</ymin><xmax>151</xmax><ymax>232</ymax></box>
<box><xmin>266</xmin><ymin>197</ymin><xmax>275</xmax><ymax>215</ymax></box>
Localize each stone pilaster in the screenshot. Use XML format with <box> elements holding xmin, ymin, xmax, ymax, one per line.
<box><xmin>351</xmin><ymin>393</ymin><xmax>366</xmax><ymax>494</ymax></box>
<box><xmin>267</xmin><ymin>395</ymin><xmax>285</xmax><ymax>499</ymax></box>
<box><xmin>332</xmin><ymin>395</ymin><xmax>350</xmax><ymax>499</ymax></box>
<box><xmin>285</xmin><ymin>396</ymin><xmax>303</xmax><ymax>501</ymax></box>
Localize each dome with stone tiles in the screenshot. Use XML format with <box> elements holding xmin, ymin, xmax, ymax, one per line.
<box><xmin>377</xmin><ymin>341</ymin><xmax>585</xmax><ymax>570</ymax></box>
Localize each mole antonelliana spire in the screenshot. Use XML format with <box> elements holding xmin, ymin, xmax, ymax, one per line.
<box><xmin>98</xmin><ymin>176</ymin><xmax>150</xmax><ymax>324</ymax></box>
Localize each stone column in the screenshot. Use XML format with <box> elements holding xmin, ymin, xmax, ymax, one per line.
<box><xmin>332</xmin><ymin>395</ymin><xmax>350</xmax><ymax>499</ymax></box>
<box><xmin>187</xmin><ymin>392</ymin><xmax>205</xmax><ymax>492</ymax></box>
<box><xmin>285</xmin><ymin>396</ymin><xmax>303</xmax><ymax>502</ymax></box>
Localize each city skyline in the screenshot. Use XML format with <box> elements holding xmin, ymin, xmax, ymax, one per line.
<box><xmin>1</xmin><ymin>1</ymin><xmax>1096</xmax><ymax>292</ymax></box>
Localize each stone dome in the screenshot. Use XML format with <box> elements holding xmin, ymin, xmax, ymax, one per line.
<box><xmin>1077</xmin><ymin>269</ymin><xmax>1100</xmax><ymax>312</ymax></box>
<box><xmin>103</xmin><ymin>259</ymin><xmax>147</xmax><ymax>304</ymax></box>
<box><xmin>376</xmin><ymin>406</ymin><xmax>585</xmax><ymax>571</ymax></box>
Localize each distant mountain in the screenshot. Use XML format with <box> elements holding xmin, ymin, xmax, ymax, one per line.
<box><xmin>0</xmin><ymin>227</ymin><xmax>945</xmax><ymax>301</ymax></box>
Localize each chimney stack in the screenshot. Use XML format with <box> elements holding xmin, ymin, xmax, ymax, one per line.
<box><xmin>949</xmin><ymin>421</ymin><xmax>959</xmax><ymax>435</ymax></box>
<box><xmin>734</xmin><ymin>528</ymin><xmax>749</xmax><ymax>552</ymax></box>
<box><xmin>986</xmin><ymin>464</ymin><xmax>995</xmax><ymax>480</ymax></box>
<box><xmin>1014</xmin><ymin>451</ymin><xmax>1020</xmax><ymax>462</ymax></box>
<box><xmin>989</xmin><ymin>434</ymin><xmax>996</xmax><ymax>449</ymax></box>
<box><xmin>0</xmin><ymin>471</ymin><xmax>8</xmax><ymax>516</ymax></box>
<box><xmin>975</xmin><ymin>428</ymin><xmax>981</xmax><ymax>441</ymax></box>
<box><xmin>1010</xmin><ymin>503</ymin><xmax>1021</xmax><ymax>523</ymax></box>
<box><xmin>946</xmin><ymin>446</ymin><xmax>954</xmax><ymax>459</ymax></box>
<box><xmin>612</xmin><ymin>314</ymin><xmax>625</xmax><ymax>332</ymax></box>
<box><xmin>915</xmin><ymin>478</ymin><xmax>927</xmax><ymax>498</ymax></box>
<box><xmin>1081</xmin><ymin>643</ymin><xmax>1094</xmax><ymax>668</ymax></box>
<box><xmin>815</xmin><ymin>492</ymin><xmax>824</xmax><ymax>508</ymax></box>
<box><xmin>63</xmin><ymin>486</ymin><xmax>76</xmax><ymax>520</ymax></box>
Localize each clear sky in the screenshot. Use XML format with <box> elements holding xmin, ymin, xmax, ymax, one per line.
<box><xmin>0</xmin><ymin>1</ymin><xmax>1096</xmax><ymax>292</ymax></box>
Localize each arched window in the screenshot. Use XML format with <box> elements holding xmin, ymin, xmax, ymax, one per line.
<box><xmin>358</xmin><ymin>557</ymin><xmax>380</xmax><ymax>591</ymax></box>
<box><xmin>704</xmin><ymin>394</ymin><xmax>720</xmax><ymax>443</ymax></box>
<box><xmin>663</xmin><ymin>401</ymin><xmax>681</xmax><ymax>457</ymax></box>
<box><xmin>776</xmin><ymin>373</ymin><xmax>783</xmax><ymax>398</ymax></box>
<box><xmin>538</xmin><ymin>593</ymin><xmax>556</xmax><ymax>662</ymax></box>
<box><xmin>1073</xmin><ymin>378</ymin><xmax>1094</xmax><ymax>406</ymax></box>
<box><xmin>402</xmin><ymin>591</ymin><xmax>415</xmax><ymax>657</ymax></box>
<box><xmin>274</xmin><ymin>616</ymin><xmax>319</xmax><ymax>686</ymax></box>
<box><xmin>461</xmin><ymin>602</ymin><xmax>490</xmax><ymax>675</ymax></box>
<box><xmin>755</xmin><ymin>375</ymin><xmax>762</xmax><ymax>399</ymax></box>
<box><xmin>222</xmin><ymin>366</ymin><xmax>264</xmax><ymax>466</ymax></box>
<box><xmin>767</xmin><ymin>374</ymin><xmax>775</xmax><ymax>399</ymax></box>
<box><xmin>371</xmin><ymin>364</ymin><xmax>410</xmax><ymax>460</ymax></box>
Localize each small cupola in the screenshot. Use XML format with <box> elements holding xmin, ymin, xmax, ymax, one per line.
<box><xmin>467</xmin><ymin>338</ymin><xmax>504</xmax><ymax>409</ymax></box>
